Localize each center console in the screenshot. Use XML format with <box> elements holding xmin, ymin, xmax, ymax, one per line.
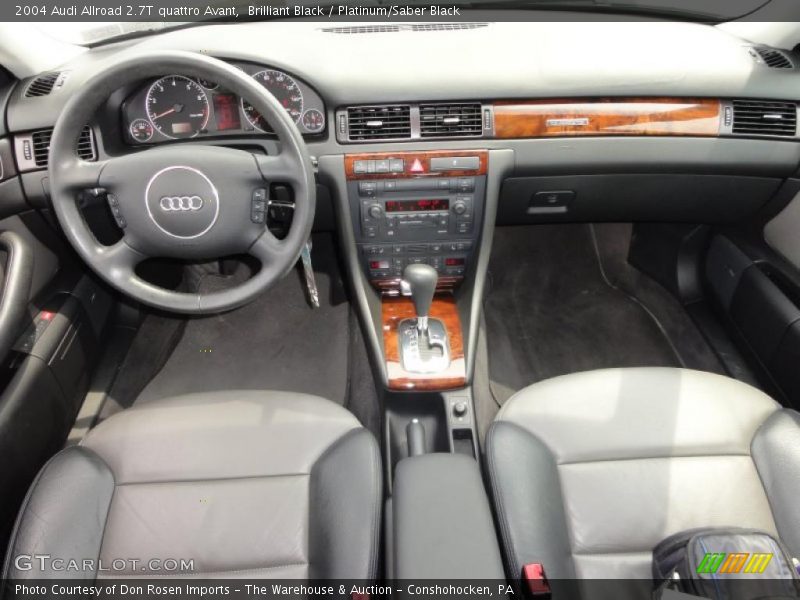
<box><xmin>345</xmin><ymin>150</ymin><xmax>489</xmax><ymax>393</ymax></box>
<box><xmin>345</xmin><ymin>150</ymin><xmax>487</xmax><ymax>292</ymax></box>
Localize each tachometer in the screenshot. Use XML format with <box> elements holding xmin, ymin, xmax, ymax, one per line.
<box><xmin>146</xmin><ymin>75</ymin><xmax>210</xmax><ymax>139</ymax></box>
<box><xmin>242</xmin><ymin>69</ymin><xmax>304</xmax><ymax>131</ymax></box>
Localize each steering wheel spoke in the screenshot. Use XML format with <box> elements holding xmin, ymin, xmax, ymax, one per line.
<box><xmin>60</xmin><ymin>158</ymin><xmax>110</xmax><ymax>193</ymax></box>
<box><xmin>248</xmin><ymin>229</ymin><xmax>291</xmax><ymax>268</ymax></box>
<box><xmin>97</xmin><ymin>239</ymin><xmax>146</xmax><ymax>282</ymax></box>
<box><xmin>255</xmin><ymin>152</ymin><xmax>304</xmax><ymax>188</ymax></box>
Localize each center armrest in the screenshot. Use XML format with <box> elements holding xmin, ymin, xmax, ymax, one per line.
<box><xmin>388</xmin><ymin>453</ymin><xmax>506</xmax><ymax>579</ymax></box>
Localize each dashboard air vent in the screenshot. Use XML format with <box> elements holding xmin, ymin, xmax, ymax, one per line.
<box><xmin>346</xmin><ymin>105</ymin><xmax>411</xmax><ymax>141</ymax></box>
<box><xmin>321</xmin><ymin>23</ymin><xmax>487</xmax><ymax>34</ymax></box>
<box><xmin>25</xmin><ymin>72</ymin><xmax>61</xmax><ymax>97</ymax></box>
<box><xmin>420</xmin><ymin>103</ymin><xmax>482</xmax><ymax>138</ymax></box>
<box><xmin>31</xmin><ymin>127</ymin><xmax>97</xmax><ymax>168</ymax></box>
<box><xmin>754</xmin><ymin>47</ymin><xmax>793</xmax><ymax>69</ymax></box>
<box><xmin>731</xmin><ymin>100</ymin><xmax>797</xmax><ymax>137</ymax></box>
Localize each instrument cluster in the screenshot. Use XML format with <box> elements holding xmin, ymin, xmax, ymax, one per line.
<box><xmin>121</xmin><ymin>61</ymin><xmax>326</xmax><ymax>144</ymax></box>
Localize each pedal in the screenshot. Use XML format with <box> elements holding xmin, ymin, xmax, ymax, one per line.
<box><xmin>300</xmin><ymin>239</ymin><xmax>320</xmax><ymax>308</ymax></box>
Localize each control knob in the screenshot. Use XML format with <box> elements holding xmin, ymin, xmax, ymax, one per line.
<box><xmin>453</xmin><ymin>200</ymin><xmax>468</xmax><ymax>215</ymax></box>
<box><xmin>368</xmin><ymin>204</ymin><xmax>384</xmax><ymax>219</ymax></box>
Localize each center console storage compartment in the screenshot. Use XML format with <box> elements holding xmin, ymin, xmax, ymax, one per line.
<box><xmin>386</xmin><ymin>453</ymin><xmax>505</xmax><ymax>579</ymax></box>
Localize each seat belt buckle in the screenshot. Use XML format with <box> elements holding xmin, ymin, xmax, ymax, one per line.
<box><xmin>522</xmin><ymin>563</ymin><xmax>552</xmax><ymax>599</ymax></box>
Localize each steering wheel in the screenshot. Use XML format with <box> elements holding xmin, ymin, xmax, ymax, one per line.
<box><xmin>49</xmin><ymin>51</ymin><xmax>316</xmax><ymax>314</ymax></box>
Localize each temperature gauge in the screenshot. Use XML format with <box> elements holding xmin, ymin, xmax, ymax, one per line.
<box><xmin>129</xmin><ymin>118</ymin><xmax>154</xmax><ymax>143</ymax></box>
<box><xmin>301</xmin><ymin>109</ymin><xmax>325</xmax><ymax>133</ymax></box>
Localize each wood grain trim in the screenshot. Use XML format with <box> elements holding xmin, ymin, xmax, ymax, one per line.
<box><xmin>345</xmin><ymin>149</ymin><xmax>488</xmax><ymax>180</ymax></box>
<box><xmin>383</xmin><ymin>295</ymin><xmax>466</xmax><ymax>391</ymax></box>
<box><xmin>494</xmin><ymin>98</ymin><xmax>721</xmax><ymax>139</ymax></box>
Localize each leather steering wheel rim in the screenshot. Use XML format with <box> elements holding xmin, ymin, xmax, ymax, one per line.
<box><xmin>48</xmin><ymin>50</ymin><xmax>316</xmax><ymax>314</ymax></box>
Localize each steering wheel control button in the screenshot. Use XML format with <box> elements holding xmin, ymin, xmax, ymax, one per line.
<box><xmin>106</xmin><ymin>194</ymin><xmax>126</xmax><ymax>228</ymax></box>
<box><xmin>145</xmin><ymin>166</ymin><xmax>220</xmax><ymax>239</ymax></box>
<box><xmin>251</xmin><ymin>188</ymin><xmax>268</xmax><ymax>224</ymax></box>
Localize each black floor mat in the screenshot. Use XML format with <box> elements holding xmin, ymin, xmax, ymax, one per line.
<box><xmin>135</xmin><ymin>235</ymin><xmax>352</xmax><ymax>405</ymax></box>
<box><xmin>483</xmin><ymin>224</ymin><xmax>724</xmax><ymax>405</ymax></box>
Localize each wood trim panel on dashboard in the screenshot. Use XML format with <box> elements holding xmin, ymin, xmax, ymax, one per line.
<box><xmin>345</xmin><ymin>149</ymin><xmax>488</xmax><ymax>180</ymax></box>
<box><xmin>383</xmin><ymin>295</ymin><xmax>466</xmax><ymax>391</ymax></box>
<box><xmin>493</xmin><ymin>98</ymin><xmax>721</xmax><ymax>139</ymax></box>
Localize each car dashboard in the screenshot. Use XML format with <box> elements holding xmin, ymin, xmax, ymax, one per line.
<box><xmin>3</xmin><ymin>18</ymin><xmax>800</xmax><ymax>395</ymax></box>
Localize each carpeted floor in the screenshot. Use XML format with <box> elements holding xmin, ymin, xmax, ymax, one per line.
<box><xmin>136</xmin><ymin>236</ymin><xmax>351</xmax><ymax>404</ymax></box>
<box><xmin>482</xmin><ymin>224</ymin><xmax>726</xmax><ymax>406</ymax></box>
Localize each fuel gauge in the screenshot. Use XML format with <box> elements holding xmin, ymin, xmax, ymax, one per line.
<box><xmin>301</xmin><ymin>109</ymin><xmax>325</xmax><ymax>133</ymax></box>
<box><xmin>129</xmin><ymin>118</ymin><xmax>154</xmax><ymax>143</ymax></box>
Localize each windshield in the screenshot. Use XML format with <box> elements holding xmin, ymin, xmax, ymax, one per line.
<box><xmin>32</xmin><ymin>0</ymin><xmax>774</xmax><ymax>46</ymax></box>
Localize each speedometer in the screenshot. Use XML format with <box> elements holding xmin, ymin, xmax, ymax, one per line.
<box><xmin>146</xmin><ymin>75</ymin><xmax>210</xmax><ymax>139</ymax></box>
<box><xmin>242</xmin><ymin>70</ymin><xmax>304</xmax><ymax>131</ymax></box>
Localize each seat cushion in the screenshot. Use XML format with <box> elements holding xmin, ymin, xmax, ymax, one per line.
<box><xmin>486</xmin><ymin>367</ymin><xmax>800</xmax><ymax>579</ymax></box>
<box><xmin>3</xmin><ymin>391</ymin><xmax>381</xmax><ymax>580</ymax></box>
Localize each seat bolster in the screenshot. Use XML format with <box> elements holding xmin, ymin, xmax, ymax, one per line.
<box><xmin>485</xmin><ymin>421</ymin><xmax>576</xmax><ymax>580</ymax></box>
<box><xmin>2</xmin><ymin>446</ymin><xmax>114</xmax><ymax>579</ymax></box>
<box><xmin>308</xmin><ymin>428</ymin><xmax>382</xmax><ymax>580</ymax></box>
<box><xmin>752</xmin><ymin>409</ymin><xmax>800</xmax><ymax>557</ymax></box>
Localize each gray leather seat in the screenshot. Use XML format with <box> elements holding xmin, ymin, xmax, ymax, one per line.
<box><xmin>3</xmin><ymin>391</ymin><xmax>381</xmax><ymax>580</ymax></box>
<box><xmin>486</xmin><ymin>367</ymin><xmax>800</xmax><ymax>579</ymax></box>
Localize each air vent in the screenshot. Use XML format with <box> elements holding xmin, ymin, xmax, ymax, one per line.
<box><xmin>321</xmin><ymin>23</ymin><xmax>487</xmax><ymax>34</ymax></box>
<box><xmin>732</xmin><ymin>100</ymin><xmax>797</xmax><ymax>137</ymax></box>
<box><xmin>420</xmin><ymin>103</ymin><xmax>483</xmax><ymax>138</ymax></box>
<box><xmin>754</xmin><ymin>47</ymin><xmax>793</xmax><ymax>69</ymax></box>
<box><xmin>31</xmin><ymin>127</ymin><xmax>97</xmax><ymax>168</ymax></box>
<box><xmin>322</xmin><ymin>25</ymin><xmax>400</xmax><ymax>34</ymax></box>
<box><xmin>346</xmin><ymin>105</ymin><xmax>411</xmax><ymax>141</ymax></box>
<box><xmin>411</xmin><ymin>23</ymin><xmax>487</xmax><ymax>32</ymax></box>
<box><xmin>25</xmin><ymin>72</ymin><xmax>61</xmax><ymax>97</ymax></box>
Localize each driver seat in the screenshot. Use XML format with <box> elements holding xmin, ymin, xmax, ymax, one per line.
<box><xmin>2</xmin><ymin>391</ymin><xmax>381</xmax><ymax>579</ymax></box>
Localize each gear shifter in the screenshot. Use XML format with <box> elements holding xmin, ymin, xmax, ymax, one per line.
<box><xmin>402</xmin><ymin>264</ymin><xmax>438</xmax><ymax>333</ymax></box>
<box><xmin>399</xmin><ymin>264</ymin><xmax>450</xmax><ymax>373</ymax></box>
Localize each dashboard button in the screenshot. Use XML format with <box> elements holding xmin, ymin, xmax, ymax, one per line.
<box><xmin>430</xmin><ymin>156</ymin><xmax>480</xmax><ymax>171</ymax></box>
<box><xmin>375</xmin><ymin>160</ymin><xmax>390</xmax><ymax>173</ymax></box>
<box><xmin>457</xmin><ymin>177</ymin><xmax>475</xmax><ymax>192</ymax></box>
<box><xmin>390</xmin><ymin>159</ymin><xmax>404</xmax><ymax>173</ymax></box>
<box><xmin>359</xmin><ymin>181</ymin><xmax>377</xmax><ymax>196</ymax></box>
<box><xmin>354</xmin><ymin>160</ymin><xmax>368</xmax><ymax>174</ymax></box>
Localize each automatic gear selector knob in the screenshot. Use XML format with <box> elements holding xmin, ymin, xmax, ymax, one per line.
<box><xmin>403</xmin><ymin>263</ymin><xmax>438</xmax><ymax>333</ymax></box>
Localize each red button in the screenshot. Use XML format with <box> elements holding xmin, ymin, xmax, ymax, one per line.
<box><xmin>409</xmin><ymin>158</ymin><xmax>425</xmax><ymax>173</ymax></box>
<box><xmin>39</xmin><ymin>311</ymin><xmax>55</xmax><ymax>321</ymax></box>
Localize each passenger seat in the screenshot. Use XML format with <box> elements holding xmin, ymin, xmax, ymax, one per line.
<box><xmin>485</xmin><ymin>367</ymin><xmax>800</xmax><ymax>579</ymax></box>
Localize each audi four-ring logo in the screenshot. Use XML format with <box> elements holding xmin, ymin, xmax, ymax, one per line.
<box><xmin>159</xmin><ymin>195</ymin><xmax>204</xmax><ymax>212</ymax></box>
